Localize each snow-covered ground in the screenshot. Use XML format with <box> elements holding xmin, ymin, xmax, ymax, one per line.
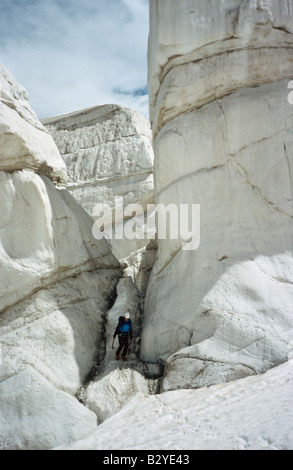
<box><xmin>57</xmin><ymin>360</ymin><xmax>293</xmax><ymax>451</ymax></box>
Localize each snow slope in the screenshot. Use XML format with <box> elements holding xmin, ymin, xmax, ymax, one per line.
<box><xmin>57</xmin><ymin>360</ymin><xmax>293</xmax><ymax>451</ymax></box>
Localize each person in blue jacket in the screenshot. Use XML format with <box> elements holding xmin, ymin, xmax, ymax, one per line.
<box><xmin>113</xmin><ymin>311</ymin><xmax>133</xmax><ymax>361</ymax></box>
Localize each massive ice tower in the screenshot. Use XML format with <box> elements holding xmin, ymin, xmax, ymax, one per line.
<box><xmin>141</xmin><ymin>0</ymin><xmax>293</xmax><ymax>391</ymax></box>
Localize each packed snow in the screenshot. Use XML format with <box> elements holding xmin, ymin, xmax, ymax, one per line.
<box><xmin>57</xmin><ymin>359</ymin><xmax>293</xmax><ymax>450</ymax></box>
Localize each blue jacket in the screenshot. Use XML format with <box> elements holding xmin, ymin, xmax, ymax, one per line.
<box><xmin>113</xmin><ymin>316</ymin><xmax>133</xmax><ymax>339</ymax></box>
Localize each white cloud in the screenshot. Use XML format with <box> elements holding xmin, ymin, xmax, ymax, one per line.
<box><xmin>0</xmin><ymin>0</ymin><xmax>150</xmax><ymax>120</ymax></box>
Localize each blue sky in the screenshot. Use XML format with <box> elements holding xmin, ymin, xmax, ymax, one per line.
<box><xmin>0</xmin><ymin>0</ymin><xmax>150</xmax><ymax>120</ymax></box>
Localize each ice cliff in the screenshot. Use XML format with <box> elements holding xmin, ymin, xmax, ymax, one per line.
<box><xmin>0</xmin><ymin>64</ymin><xmax>122</xmax><ymax>449</ymax></box>
<box><xmin>0</xmin><ymin>0</ymin><xmax>293</xmax><ymax>451</ymax></box>
<box><xmin>42</xmin><ymin>105</ymin><xmax>155</xmax><ymax>262</ymax></box>
<box><xmin>141</xmin><ymin>0</ymin><xmax>293</xmax><ymax>392</ymax></box>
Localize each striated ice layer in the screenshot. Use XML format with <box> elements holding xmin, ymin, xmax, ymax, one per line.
<box><xmin>141</xmin><ymin>0</ymin><xmax>293</xmax><ymax>390</ymax></box>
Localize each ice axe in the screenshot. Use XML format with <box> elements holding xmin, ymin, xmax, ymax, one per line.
<box><xmin>112</xmin><ymin>337</ymin><xmax>115</xmax><ymax>349</ymax></box>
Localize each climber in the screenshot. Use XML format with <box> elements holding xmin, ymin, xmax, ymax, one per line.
<box><xmin>112</xmin><ymin>311</ymin><xmax>133</xmax><ymax>361</ymax></box>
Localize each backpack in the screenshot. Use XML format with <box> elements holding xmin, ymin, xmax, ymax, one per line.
<box><xmin>117</xmin><ymin>316</ymin><xmax>131</xmax><ymax>335</ymax></box>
